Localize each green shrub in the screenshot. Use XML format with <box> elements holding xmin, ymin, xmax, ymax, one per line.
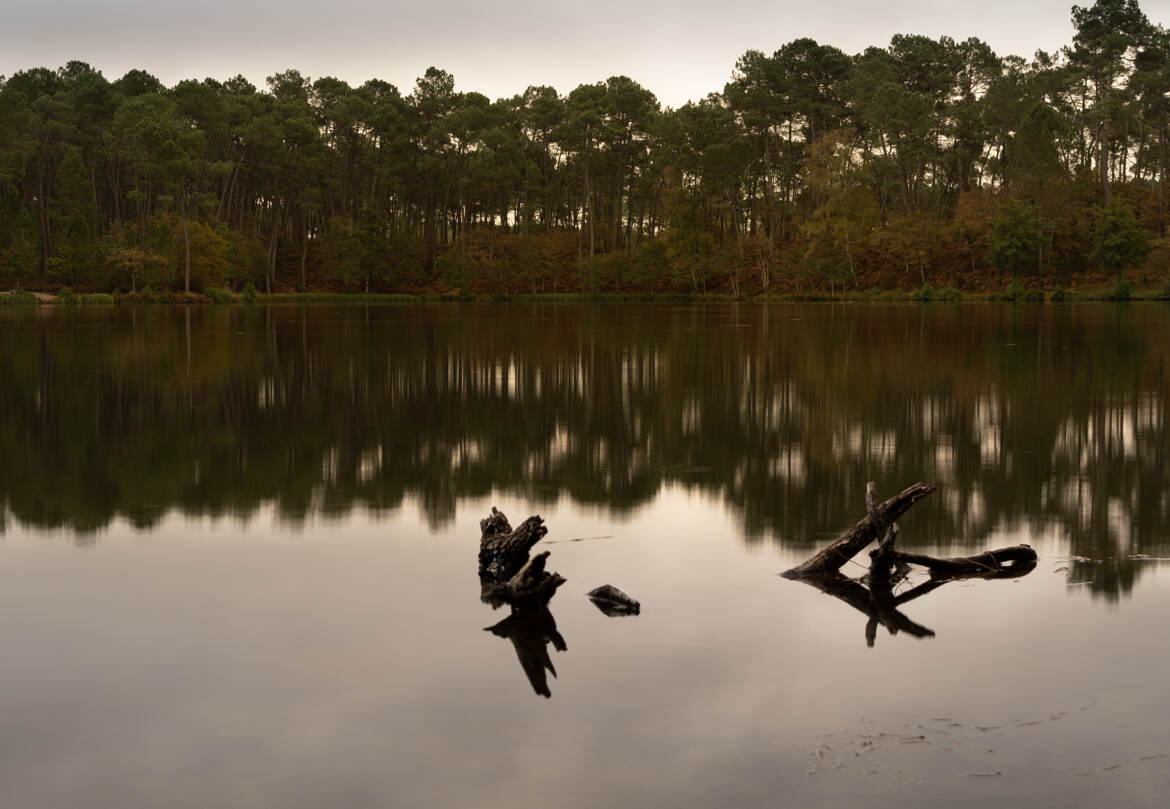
<box><xmin>241</xmin><ymin>282</ymin><xmax>258</xmax><ymax>304</ymax></box>
<box><xmin>81</xmin><ymin>293</ymin><xmax>114</xmax><ymax>306</ymax></box>
<box><xmin>937</xmin><ymin>285</ymin><xmax>961</xmax><ymax>301</ymax></box>
<box><xmin>1050</xmin><ymin>286</ymin><xmax>1068</xmax><ymax>302</ymax></box>
<box><xmin>205</xmin><ymin>286</ymin><xmax>238</xmax><ymax>304</ymax></box>
<box><xmin>1</xmin><ymin>291</ymin><xmax>39</xmax><ymax>306</ymax></box>
<box><xmin>1002</xmin><ymin>279</ymin><xmax>1026</xmax><ymax>301</ymax></box>
<box><xmin>1109</xmin><ymin>278</ymin><xmax>1133</xmax><ymax>301</ymax></box>
<box><xmin>1023</xmin><ymin>289</ymin><xmax>1044</xmax><ymax>302</ymax></box>
<box><xmin>58</xmin><ymin>287</ymin><xmax>78</xmax><ymax>305</ymax></box>
<box><xmin>910</xmin><ymin>283</ymin><xmax>936</xmax><ymax>301</ymax></box>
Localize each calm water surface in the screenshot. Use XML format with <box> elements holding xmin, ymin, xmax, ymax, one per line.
<box><xmin>1</xmin><ymin>302</ymin><xmax>1168</xmax><ymax>807</ymax></box>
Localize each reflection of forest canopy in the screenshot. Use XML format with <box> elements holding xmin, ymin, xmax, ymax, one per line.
<box><xmin>0</xmin><ymin>302</ymin><xmax>1167</xmax><ymax>599</ymax></box>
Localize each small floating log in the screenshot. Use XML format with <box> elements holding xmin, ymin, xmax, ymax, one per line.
<box><xmin>587</xmin><ymin>584</ymin><xmax>641</xmax><ymax>616</ymax></box>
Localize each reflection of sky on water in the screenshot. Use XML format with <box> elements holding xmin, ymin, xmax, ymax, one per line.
<box><xmin>1</xmin><ymin>490</ymin><xmax>1168</xmax><ymax>808</ymax></box>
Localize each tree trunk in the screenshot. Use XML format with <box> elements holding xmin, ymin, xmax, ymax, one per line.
<box><xmin>180</xmin><ymin>179</ymin><xmax>191</xmax><ymax>294</ymax></box>
<box><xmin>586</xmin><ymin>161</ymin><xmax>594</xmax><ymax>258</ymax></box>
<box><xmin>1160</xmin><ymin>124</ymin><xmax>1166</xmax><ymax>237</ymax></box>
<box><xmin>300</xmin><ymin>209</ymin><xmax>309</xmax><ymax>292</ymax></box>
<box><xmin>266</xmin><ymin>198</ymin><xmax>281</xmax><ymax>294</ymax></box>
<box><xmin>1099</xmin><ymin>91</ymin><xmax>1110</xmax><ymax>204</ymax></box>
<box><xmin>37</xmin><ymin>158</ymin><xmax>51</xmax><ymax>282</ymax></box>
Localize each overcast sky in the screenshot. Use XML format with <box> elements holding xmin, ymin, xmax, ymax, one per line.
<box><xmin>3</xmin><ymin>0</ymin><xmax>1169</xmax><ymax>107</ymax></box>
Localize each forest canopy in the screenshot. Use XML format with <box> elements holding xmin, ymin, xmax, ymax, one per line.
<box><xmin>2</xmin><ymin>0</ymin><xmax>1169</xmax><ymax>296</ymax></box>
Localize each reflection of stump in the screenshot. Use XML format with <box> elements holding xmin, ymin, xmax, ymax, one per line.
<box><xmin>783</xmin><ymin>482</ymin><xmax>1038</xmax><ymax>647</ymax></box>
<box><xmin>484</xmin><ymin>608</ymin><xmax>567</xmax><ymax>698</ymax></box>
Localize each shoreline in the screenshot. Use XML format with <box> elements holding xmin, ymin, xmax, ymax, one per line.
<box><xmin>3</xmin><ymin>285</ymin><xmax>1167</xmax><ymax>306</ymax></box>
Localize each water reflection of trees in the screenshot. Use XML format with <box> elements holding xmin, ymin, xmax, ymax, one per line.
<box><xmin>1</xmin><ymin>303</ymin><xmax>1168</xmax><ymax>599</ymax></box>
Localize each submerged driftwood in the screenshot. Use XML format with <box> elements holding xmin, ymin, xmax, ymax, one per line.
<box><xmin>783</xmin><ymin>482</ymin><xmax>1038</xmax><ymax>646</ymax></box>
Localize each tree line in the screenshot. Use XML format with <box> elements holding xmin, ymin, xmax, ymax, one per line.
<box><xmin>1</xmin><ymin>0</ymin><xmax>1168</xmax><ymax>296</ymax></box>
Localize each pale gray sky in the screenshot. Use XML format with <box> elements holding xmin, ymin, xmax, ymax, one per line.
<box><xmin>3</xmin><ymin>0</ymin><xmax>1169</xmax><ymax>106</ymax></box>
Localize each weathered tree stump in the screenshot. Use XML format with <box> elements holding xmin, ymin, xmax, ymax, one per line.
<box><xmin>478</xmin><ymin>507</ymin><xmax>563</xmax><ymax>609</ymax></box>
<box><xmin>480</xmin><ymin>507</ymin><xmax>549</xmax><ymax>578</ymax></box>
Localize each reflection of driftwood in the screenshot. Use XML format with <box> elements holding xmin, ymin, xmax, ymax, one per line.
<box><xmin>799</xmin><ymin>571</ymin><xmax>936</xmax><ymax>646</ymax></box>
<box><xmin>587</xmin><ymin>584</ymin><xmax>641</xmax><ymax>616</ymax></box>
<box><xmin>783</xmin><ymin>482</ymin><xmax>1039</xmax><ymax>647</ymax></box>
<box><xmin>484</xmin><ymin>607</ymin><xmax>566</xmax><ymax>698</ymax></box>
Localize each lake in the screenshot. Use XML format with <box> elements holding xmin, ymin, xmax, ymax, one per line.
<box><xmin>1</xmin><ymin>302</ymin><xmax>1168</xmax><ymax>808</ymax></box>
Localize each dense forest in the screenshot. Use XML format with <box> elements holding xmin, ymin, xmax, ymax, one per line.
<box><xmin>2</xmin><ymin>0</ymin><xmax>1169</xmax><ymax>296</ymax></box>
